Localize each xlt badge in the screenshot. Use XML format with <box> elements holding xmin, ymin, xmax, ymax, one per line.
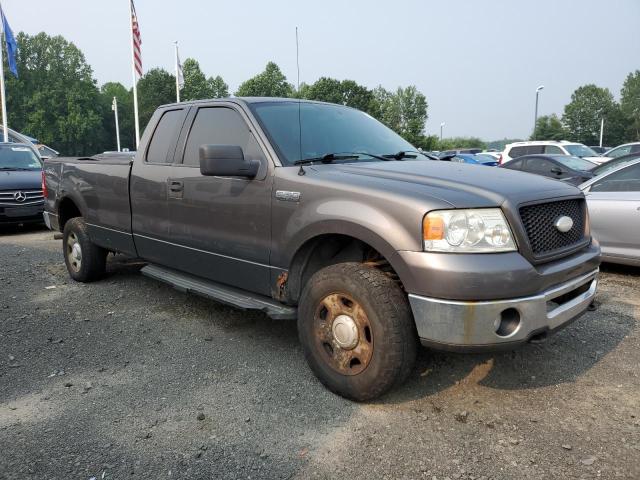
<box><xmin>275</xmin><ymin>190</ymin><xmax>301</xmax><ymax>203</ymax></box>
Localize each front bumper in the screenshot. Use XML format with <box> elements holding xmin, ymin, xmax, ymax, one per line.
<box><xmin>0</xmin><ymin>204</ymin><xmax>45</xmax><ymax>224</ymax></box>
<box><xmin>409</xmin><ymin>269</ymin><xmax>598</xmax><ymax>352</ymax></box>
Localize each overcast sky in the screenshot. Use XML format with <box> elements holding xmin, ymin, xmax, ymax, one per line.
<box><xmin>5</xmin><ymin>0</ymin><xmax>640</xmax><ymax>140</ymax></box>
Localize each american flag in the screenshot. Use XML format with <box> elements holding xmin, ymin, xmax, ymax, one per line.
<box><xmin>130</xmin><ymin>0</ymin><xmax>142</xmax><ymax>77</ymax></box>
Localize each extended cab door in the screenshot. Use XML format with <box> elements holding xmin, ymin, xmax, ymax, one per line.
<box><xmin>130</xmin><ymin>107</ymin><xmax>188</xmax><ymax>264</ymax></box>
<box><xmin>165</xmin><ymin>103</ymin><xmax>273</xmax><ymax>296</ymax></box>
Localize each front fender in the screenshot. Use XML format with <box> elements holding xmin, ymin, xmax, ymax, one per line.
<box><xmin>276</xmin><ymin>198</ymin><xmax>422</xmax><ymax>278</ymax></box>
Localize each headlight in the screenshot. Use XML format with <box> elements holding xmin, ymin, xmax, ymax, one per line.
<box><xmin>423</xmin><ymin>208</ymin><xmax>516</xmax><ymax>252</ymax></box>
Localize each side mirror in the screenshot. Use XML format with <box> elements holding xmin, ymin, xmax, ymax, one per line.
<box><xmin>550</xmin><ymin>166</ymin><xmax>563</xmax><ymax>175</ymax></box>
<box><xmin>199</xmin><ymin>145</ymin><xmax>260</xmax><ymax>178</ymax></box>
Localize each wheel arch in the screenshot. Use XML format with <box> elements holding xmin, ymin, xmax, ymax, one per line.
<box><xmin>281</xmin><ymin>221</ymin><xmax>412</xmax><ymax>304</ymax></box>
<box><xmin>57</xmin><ymin>194</ymin><xmax>86</xmax><ymax>232</ymax></box>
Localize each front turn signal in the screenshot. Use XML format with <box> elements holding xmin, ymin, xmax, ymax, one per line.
<box><xmin>423</xmin><ymin>215</ymin><xmax>444</xmax><ymax>241</ymax></box>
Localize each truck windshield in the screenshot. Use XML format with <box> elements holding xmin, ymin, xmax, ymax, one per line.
<box><xmin>249</xmin><ymin>101</ymin><xmax>417</xmax><ymax>166</ymax></box>
<box><xmin>0</xmin><ymin>145</ymin><xmax>42</xmax><ymax>170</ymax></box>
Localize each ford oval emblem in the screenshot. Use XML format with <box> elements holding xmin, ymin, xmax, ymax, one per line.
<box><xmin>554</xmin><ymin>216</ymin><xmax>573</xmax><ymax>233</ymax></box>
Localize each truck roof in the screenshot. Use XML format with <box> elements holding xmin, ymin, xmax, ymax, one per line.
<box><xmin>158</xmin><ymin>97</ymin><xmax>339</xmax><ymax>109</ymax></box>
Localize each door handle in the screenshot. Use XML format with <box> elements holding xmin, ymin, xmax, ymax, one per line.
<box><xmin>168</xmin><ymin>180</ymin><xmax>183</xmax><ymax>192</ymax></box>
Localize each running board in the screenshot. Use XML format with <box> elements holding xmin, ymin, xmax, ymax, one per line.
<box><xmin>141</xmin><ymin>264</ymin><xmax>297</xmax><ymax>320</ymax></box>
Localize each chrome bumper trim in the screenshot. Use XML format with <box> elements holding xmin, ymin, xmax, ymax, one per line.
<box><xmin>408</xmin><ymin>269</ymin><xmax>598</xmax><ymax>347</ymax></box>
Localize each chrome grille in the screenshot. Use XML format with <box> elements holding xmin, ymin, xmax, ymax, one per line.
<box><xmin>519</xmin><ymin>199</ymin><xmax>587</xmax><ymax>258</ymax></box>
<box><xmin>0</xmin><ymin>189</ymin><xmax>45</xmax><ymax>206</ymax></box>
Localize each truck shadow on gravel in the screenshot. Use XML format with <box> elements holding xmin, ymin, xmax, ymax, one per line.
<box><xmin>0</xmin><ymin>223</ymin><xmax>48</xmax><ymax>237</ymax></box>
<box><xmin>98</xmin><ymin>257</ymin><xmax>635</xmax><ymax>406</ymax></box>
<box><xmin>380</xmin><ymin>300</ymin><xmax>635</xmax><ymax>404</ymax></box>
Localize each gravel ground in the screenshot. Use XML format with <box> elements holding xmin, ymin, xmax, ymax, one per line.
<box><xmin>0</xmin><ymin>225</ymin><xmax>638</xmax><ymax>480</ymax></box>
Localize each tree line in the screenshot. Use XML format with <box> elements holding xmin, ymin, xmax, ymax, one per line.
<box><xmin>4</xmin><ymin>33</ymin><xmax>430</xmax><ymax>155</ymax></box>
<box><xmin>4</xmin><ymin>32</ymin><xmax>640</xmax><ymax>156</ymax></box>
<box><xmin>532</xmin><ymin>75</ymin><xmax>640</xmax><ymax>146</ymax></box>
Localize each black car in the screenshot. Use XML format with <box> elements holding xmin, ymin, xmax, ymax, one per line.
<box><xmin>0</xmin><ymin>143</ymin><xmax>45</xmax><ymax>225</ymax></box>
<box><xmin>500</xmin><ymin>154</ymin><xmax>596</xmax><ymax>185</ymax></box>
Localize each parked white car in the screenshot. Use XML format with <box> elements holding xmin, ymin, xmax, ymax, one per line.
<box><xmin>500</xmin><ymin>141</ymin><xmax>607</xmax><ymax>165</ymax></box>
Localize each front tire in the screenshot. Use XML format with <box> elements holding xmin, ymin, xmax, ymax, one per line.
<box><xmin>63</xmin><ymin>217</ymin><xmax>107</xmax><ymax>282</ymax></box>
<box><xmin>297</xmin><ymin>263</ymin><xmax>418</xmax><ymax>401</ymax></box>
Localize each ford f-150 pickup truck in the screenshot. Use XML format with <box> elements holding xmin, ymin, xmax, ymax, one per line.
<box><xmin>43</xmin><ymin>98</ymin><xmax>600</xmax><ymax>400</ymax></box>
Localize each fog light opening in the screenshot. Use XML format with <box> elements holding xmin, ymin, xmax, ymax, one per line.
<box><xmin>495</xmin><ymin>308</ymin><xmax>521</xmax><ymax>337</ymax></box>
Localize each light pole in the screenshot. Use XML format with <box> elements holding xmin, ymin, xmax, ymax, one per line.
<box><xmin>440</xmin><ymin>122</ymin><xmax>445</xmax><ymax>142</ymax></box>
<box><xmin>533</xmin><ymin>85</ymin><xmax>544</xmax><ymax>138</ymax></box>
<box><xmin>112</xmin><ymin>96</ymin><xmax>121</xmax><ymax>152</ymax></box>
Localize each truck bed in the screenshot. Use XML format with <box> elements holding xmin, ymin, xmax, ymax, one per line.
<box><xmin>44</xmin><ymin>153</ymin><xmax>136</xmax><ymax>254</ymax></box>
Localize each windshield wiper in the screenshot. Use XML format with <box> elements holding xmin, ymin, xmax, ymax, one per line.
<box><xmin>0</xmin><ymin>167</ymin><xmax>32</xmax><ymax>171</ymax></box>
<box><xmin>382</xmin><ymin>150</ymin><xmax>437</xmax><ymax>160</ymax></box>
<box><xmin>293</xmin><ymin>153</ymin><xmax>359</xmax><ymax>166</ymax></box>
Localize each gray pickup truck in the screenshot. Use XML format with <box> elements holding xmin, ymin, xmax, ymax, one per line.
<box><xmin>44</xmin><ymin>98</ymin><xmax>600</xmax><ymax>400</ymax></box>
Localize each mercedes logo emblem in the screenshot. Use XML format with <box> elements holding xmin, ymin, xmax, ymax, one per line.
<box><xmin>13</xmin><ymin>191</ymin><xmax>27</xmax><ymax>203</ymax></box>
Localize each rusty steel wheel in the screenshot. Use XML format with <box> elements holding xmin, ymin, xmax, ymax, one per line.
<box><xmin>298</xmin><ymin>263</ymin><xmax>418</xmax><ymax>401</ymax></box>
<box><xmin>314</xmin><ymin>293</ymin><xmax>374</xmax><ymax>376</ymax></box>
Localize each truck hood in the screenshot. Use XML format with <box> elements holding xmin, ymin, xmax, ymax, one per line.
<box><xmin>331</xmin><ymin>160</ymin><xmax>581</xmax><ymax>208</ymax></box>
<box><xmin>0</xmin><ymin>169</ymin><xmax>42</xmax><ymax>191</ymax></box>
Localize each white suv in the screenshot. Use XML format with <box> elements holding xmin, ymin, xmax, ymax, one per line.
<box><xmin>500</xmin><ymin>141</ymin><xmax>607</xmax><ymax>165</ymax></box>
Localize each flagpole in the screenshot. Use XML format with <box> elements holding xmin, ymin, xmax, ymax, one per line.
<box><xmin>174</xmin><ymin>41</ymin><xmax>180</xmax><ymax>103</ymax></box>
<box><xmin>0</xmin><ymin>16</ymin><xmax>8</xmax><ymax>142</ymax></box>
<box><xmin>129</xmin><ymin>1</ymin><xmax>140</xmax><ymax>148</ymax></box>
<box><xmin>112</xmin><ymin>97</ymin><xmax>121</xmax><ymax>152</ymax></box>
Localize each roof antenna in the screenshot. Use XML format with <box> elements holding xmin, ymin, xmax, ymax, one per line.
<box><xmin>296</xmin><ymin>26</ymin><xmax>305</xmax><ymax>176</ymax></box>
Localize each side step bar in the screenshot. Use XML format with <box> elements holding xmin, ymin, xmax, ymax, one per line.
<box><xmin>141</xmin><ymin>264</ymin><xmax>297</xmax><ymax>320</ymax></box>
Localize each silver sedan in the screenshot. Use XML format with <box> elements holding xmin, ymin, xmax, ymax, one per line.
<box><xmin>580</xmin><ymin>158</ymin><xmax>640</xmax><ymax>266</ymax></box>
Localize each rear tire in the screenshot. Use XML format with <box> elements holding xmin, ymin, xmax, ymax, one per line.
<box><xmin>297</xmin><ymin>262</ymin><xmax>418</xmax><ymax>401</ymax></box>
<box><xmin>63</xmin><ymin>217</ymin><xmax>107</xmax><ymax>282</ymax></box>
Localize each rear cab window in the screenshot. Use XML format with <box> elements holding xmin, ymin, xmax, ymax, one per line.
<box><xmin>146</xmin><ymin>109</ymin><xmax>187</xmax><ymax>164</ymax></box>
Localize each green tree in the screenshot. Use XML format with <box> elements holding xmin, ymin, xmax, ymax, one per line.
<box><xmin>620</xmin><ymin>70</ymin><xmax>640</xmax><ymax>141</ymax></box>
<box><xmin>301</xmin><ymin>77</ymin><xmax>377</xmax><ymax>115</ymax></box>
<box><xmin>413</xmin><ymin>134</ymin><xmax>439</xmax><ymax>151</ymax></box>
<box><xmin>437</xmin><ymin>137</ymin><xmax>486</xmax><ymax>150</ymax></box>
<box><xmin>302</xmin><ymin>77</ymin><xmax>343</xmax><ymax>103</ymax></box>
<box><xmin>531</xmin><ymin>114</ymin><xmax>567</xmax><ymax>141</ymax></box>
<box><xmin>137</xmin><ymin>68</ymin><xmax>176</xmax><ymax>130</ymax></box>
<box><xmin>562</xmin><ymin>84</ymin><xmax>626</xmax><ymax>146</ymax></box>
<box><xmin>374</xmin><ymin>86</ymin><xmax>428</xmax><ymax>145</ymax></box>
<box><xmin>181</xmin><ymin>58</ymin><xmax>210</xmax><ymax>101</ymax></box>
<box><xmin>99</xmin><ymin>82</ymin><xmax>134</xmax><ymax>151</ymax></box>
<box><xmin>179</xmin><ymin>58</ymin><xmax>228</xmax><ymax>100</ymax></box>
<box><xmin>208</xmin><ymin>75</ymin><xmax>229</xmax><ymax>98</ymax></box>
<box><xmin>4</xmin><ymin>32</ymin><xmax>106</xmax><ymax>155</ymax></box>
<box><xmin>235</xmin><ymin>62</ymin><xmax>293</xmax><ymax>98</ymax></box>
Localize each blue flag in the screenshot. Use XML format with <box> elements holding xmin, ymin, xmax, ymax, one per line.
<box><xmin>0</xmin><ymin>5</ymin><xmax>17</xmax><ymax>77</ymax></box>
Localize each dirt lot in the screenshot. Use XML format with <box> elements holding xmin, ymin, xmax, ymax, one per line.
<box><xmin>0</xmin><ymin>226</ymin><xmax>638</xmax><ymax>480</ymax></box>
